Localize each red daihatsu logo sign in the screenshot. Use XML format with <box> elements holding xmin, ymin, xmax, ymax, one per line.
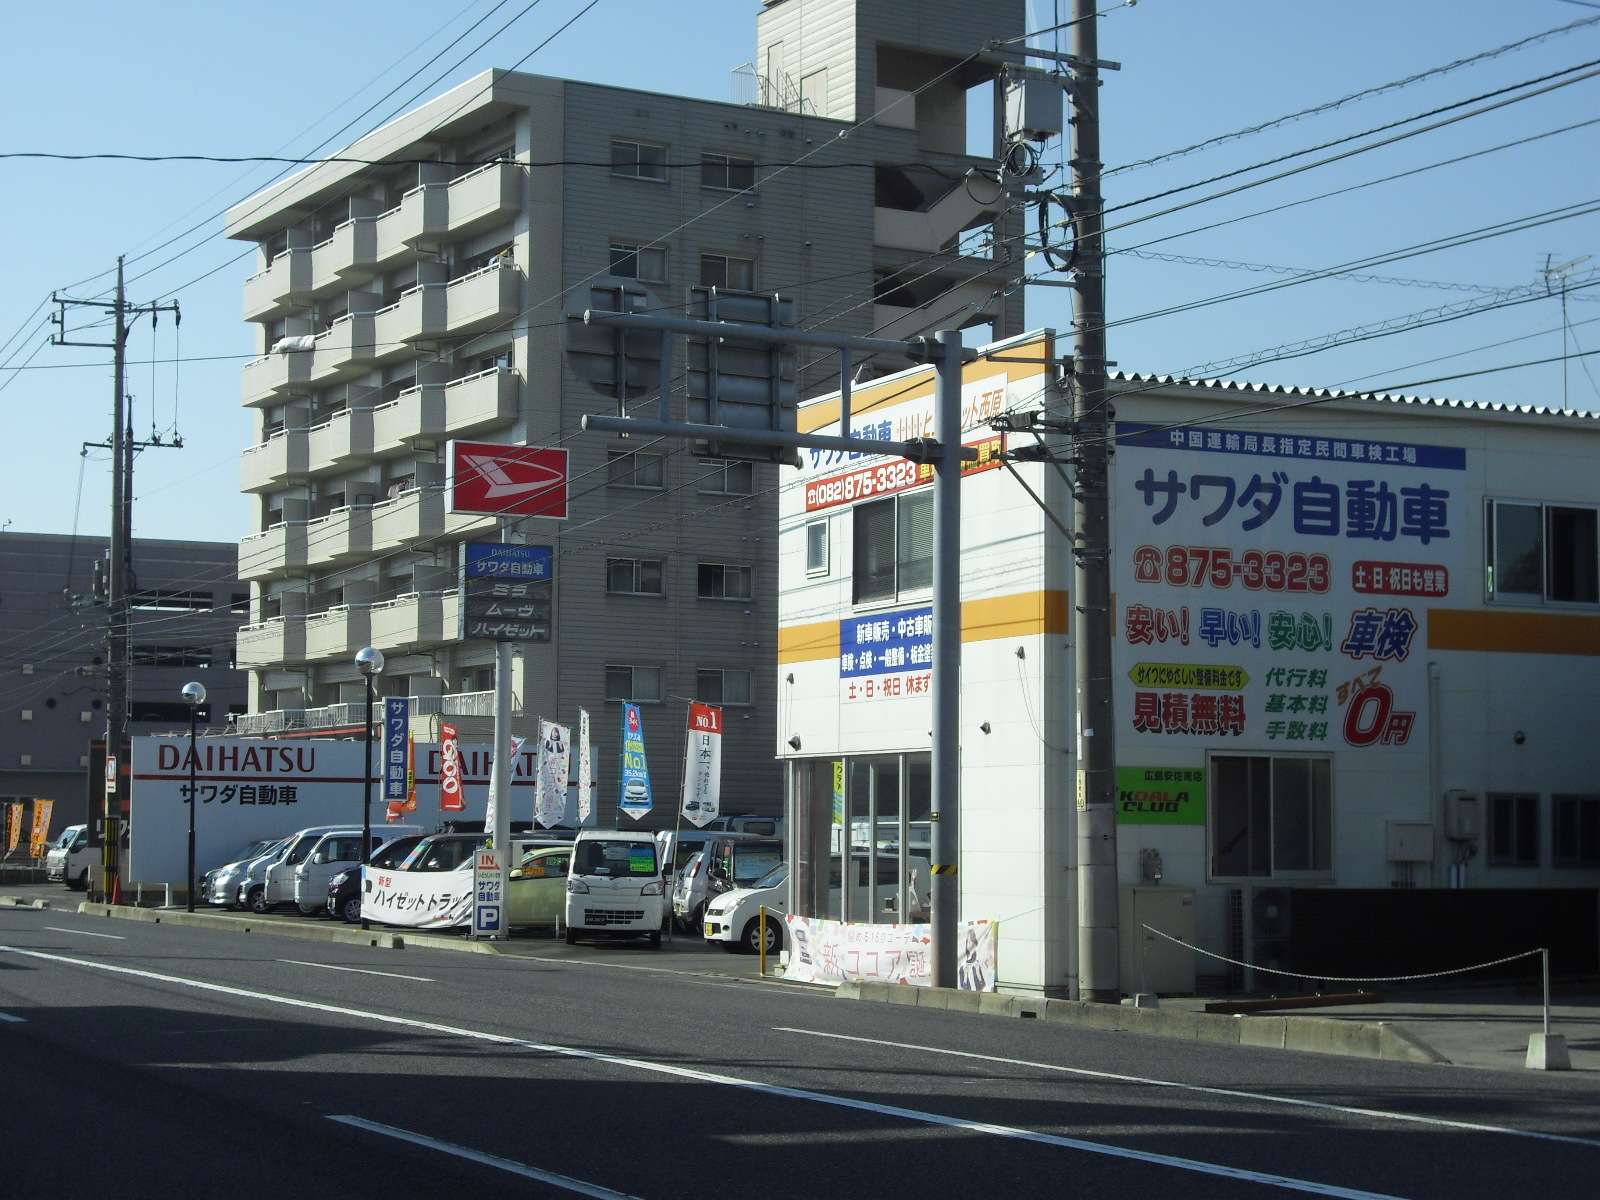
<box><xmin>449</xmin><ymin>441</ymin><xmax>569</xmax><ymax>518</ymax></box>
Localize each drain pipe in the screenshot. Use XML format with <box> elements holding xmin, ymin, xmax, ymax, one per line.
<box><xmin>1427</xmin><ymin>662</ymin><xmax>1442</xmax><ymax>888</ymax></box>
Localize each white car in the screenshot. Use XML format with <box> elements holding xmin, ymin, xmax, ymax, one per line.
<box><xmin>564</xmin><ymin>830</ymin><xmax>666</xmax><ymax>947</ymax></box>
<box><xmin>45</xmin><ymin>824</ymin><xmax>93</xmax><ymax>889</ymax></box>
<box><xmin>703</xmin><ymin>862</ymin><xmax>789</xmax><ymax>954</ymax></box>
<box><xmin>671</xmin><ymin>850</ymin><xmax>708</xmax><ymax>932</ymax></box>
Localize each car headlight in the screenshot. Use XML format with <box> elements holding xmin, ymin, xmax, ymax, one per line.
<box><xmin>329</xmin><ymin>871</ymin><xmax>349</xmax><ymax>887</ymax></box>
<box><xmin>566</xmin><ymin>879</ymin><xmax>589</xmax><ymax>894</ymax></box>
<box><xmin>641</xmin><ymin>880</ymin><xmax>664</xmax><ymax>896</ymax></box>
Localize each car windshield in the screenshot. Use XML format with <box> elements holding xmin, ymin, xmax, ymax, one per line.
<box><xmin>55</xmin><ymin>828</ymin><xmax>79</xmax><ymax>849</ymax></box>
<box><xmin>283</xmin><ymin>834</ymin><xmax>323</xmax><ymax>866</ymax></box>
<box><xmin>371</xmin><ymin>836</ymin><xmax>422</xmax><ymax>868</ymax></box>
<box><xmin>751</xmin><ymin>862</ymin><xmax>789</xmax><ymax>890</ymax></box>
<box><xmin>574</xmin><ymin>839</ymin><xmax>657</xmax><ymax>877</ymax></box>
<box><xmin>732</xmin><ymin>845</ymin><xmax>784</xmax><ymax>884</ymax></box>
<box><xmin>403</xmin><ymin>836</ymin><xmax>483</xmax><ymax>872</ymax></box>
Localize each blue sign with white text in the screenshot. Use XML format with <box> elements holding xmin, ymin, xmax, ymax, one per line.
<box><xmin>383</xmin><ymin>697</ymin><xmax>409</xmax><ymax>801</ymax></box>
<box><xmin>619</xmin><ymin>703</ymin><xmax>653</xmax><ymax>818</ymax></box>
<box><xmin>465</xmin><ymin>543</ymin><xmax>553</xmax><ymax>580</ymax></box>
<box><xmin>840</xmin><ymin>606</ymin><xmax>934</xmax><ymax>677</ymax></box>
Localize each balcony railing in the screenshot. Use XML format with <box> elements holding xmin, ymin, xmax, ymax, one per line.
<box><xmin>227</xmin><ymin>688</ymin><xmax>507</xmax><ymax>736</ymax></box>
<box><xmin>240</xmin><ymin>428</ymin><xmax>308</xmax><ymax>493</ymax></box>
<box><xmin>242</xmin><ymin>248</ymin><xmax>311</xmax><ymax>321</ymax></box>
<box><xmin>238</xmin><ymin>521</ymin><xmax>309</xmax><ymax>581</ymax></box>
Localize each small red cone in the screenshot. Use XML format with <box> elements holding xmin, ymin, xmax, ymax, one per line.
<box><xmin>110</xmin><ymin>875</ymin><xmax>122</xmax><ymax>905</ymax></box>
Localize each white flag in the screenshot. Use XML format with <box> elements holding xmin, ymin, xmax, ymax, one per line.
<box><xmin>536</xmin><ymin>720</ymin><xmax>571</xmax><ymax>827</ymax></box>
<box><xmin>577</xmin><ymin>709</ymin><xmax>592</xmax><ymax>824</ymax></box>
<box><xmin>484</xmin><ymin>734</ymin><xmax>525</xmax><ymax>841</ymax></box>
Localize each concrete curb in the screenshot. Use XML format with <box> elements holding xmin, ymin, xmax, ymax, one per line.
<box><xmin>0</xmin><ymin>897</ymin><xmax>51</xmax><ymax>910</ymax></box>
<box><xmin>74</xmin><ymin>902</ymin><xmax>501</xmax><ymax>955</ymax></box>
<box><xmin>836</xmin><ymin>981</ymin><xmax>1449</xmax><ymax>1065</ymax></box>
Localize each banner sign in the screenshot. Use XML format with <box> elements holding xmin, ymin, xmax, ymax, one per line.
<box><xmin>1116</xmin><ymin>766</ymin><xmax>1207</xmax><ymax>825</ymax></box>
<box><xmin>363</xmin><ymin>863</ymin><xmax>475</xmax><ymax>929</ymax></box>
<box><xmin>577</xmin><ymin>709</ymin><xmax>593</xmax><ymax>825</ymax></box>
<box><xmin>483</xmin><ymin>735</ymin><xmax>525</xmax><ymax>840</ymax></box>
<box><xmin>472</xmin><ymin>847</ymin><xmax>504</xmax><ymax>936</ymax></box>
<box><xmin>461</xmin><ymin>542</ymin><xmax>553</xmax><ymax>642</ymax></box>
<box><xmin>536</xmin><ymin>721</ymin><xmax>571</xmax><ymax>828</ymax></box>
<box><xmin>681</xmin><ymin>702</ymin><xmax>723</xmax><ymax>827</ymax></box>
<box><xmin>28</xmin><ymin>800</ymin><xmax>54</xmax><ymax>859</ymax></box>
<box><xmin>783</xmin><ymin>917</ymin><xmax>996</xmax><ymax>991</ymax></box>
<box><xmin>619</xmin><ymin>704</ymin><xmax>653</xmax><ymax>819</ymax></box>
<box><xmin>1113</xmin><ymin>420</ymin><xmax>1466</xmax><ymax>757</ymax></box>
<box><xmin>839</xmin><ymin>605</ymin><xmax>933</xmax><ymax>704</ymax></box>
<box><xmin>448</xmin><ymin>441</ymin><xmax>569</xmax><ymax>518</ymax></box>
<box><xmin>383</xmin><ymin>698</ymin><xmax>409</xmax><ymax>803</ymax></box>
<box><xmin>5</xmin><ymin>803</ymin><xmax>21</xmax><ymax>857</ymax></box>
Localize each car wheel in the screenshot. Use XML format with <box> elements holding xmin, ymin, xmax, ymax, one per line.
<box><xmin>246</xmin><ymin>885</ymin><xmax>270</xmax><ymax>915</ymax></box>
<box><xmin>564</xmin><ymin>928</ymin><xmax>579</xmax><ymax>945</ymax></box>
<box><xmin>72</xmin><ymin>869</ymin><xmax>89</xmax><ymax>892</ymax></box>
<box><xmin>741</xmin><ymin>916</ymin><xmax>781</xmax><ymax>956</ymax></box>
<box><xmin>295</xmin><ymin>902</ymin><xmax>322</xmax><ymax>917</ymax></box>
<box><xmin>647</xmin><ymin>930</ymin><xmax>662</xmax><ymax>950</ymax></box>
<box><xmin>340</xmin><ymin>894</ymin><xmax>362</xmax><ymax>924</ymax></box>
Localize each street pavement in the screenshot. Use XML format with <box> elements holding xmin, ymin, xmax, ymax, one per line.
<box><xmin>1</xmin><ymin>892</ymin><xmax>1597</xmax><ymax>1199</ymax></box>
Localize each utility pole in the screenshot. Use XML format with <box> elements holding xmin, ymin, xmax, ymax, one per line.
<box><xmin>1068</xmin><ymin>0</ymin><xmax>1119</xmax><ymax>1002</ymax></box>
<box><xmin>51</xmin><ymin>258</ymin><xmax>180</xmax><ymax>900</ymax></box>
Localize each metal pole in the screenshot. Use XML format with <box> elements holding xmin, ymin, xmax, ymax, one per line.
<box><xmin>106</xmin><ymin>256</ymin><xmax>129</xmax><ymax>901</ymax></box>
<box><xmin>1071</xmin><ymin>0</ymin><xmax>1120</xmax><ymax>1001</ymax></box>
<box><xmin>1543</xmin><ymin>947</ymin><xmax>1551</xmax><ymax>1038</ymax></box>
<box><xmin>929</xmin><ymin>329</ymin><xmax>964</xmax><ymax>990</ymax></box>
<box><xmin>490</xmin><ymin>640</ymin><xmax>513</xmax><ymax>938</ymax></box>
<box><xmin>186</xmin><ymin>706</ymin><xmax>197</xmax><ymax>913</ymax></box>
<box><xmin>361</xmin><ymin>672</ymin><xmax>374</xmax><ymax>930</ymax></box>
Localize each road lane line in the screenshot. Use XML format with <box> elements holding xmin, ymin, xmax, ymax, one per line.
<box><xmin>0</xmin><ymin>1012</ymin><xmax>25</xmax><ymax>1023</ymax></box>
<box><xmin>774</xmin><ymin>1026</ymin><xmax>1600</xmax><ymax>1150</ymax></box>
<box><xmin>279</xmin><ymin>959</ymin><xmax>434</xmax><ymax>982</ymax></box>
<box><xmin>328</xmin><ymin>1115</ymin><xmax>643</xmax><ymax>1198</ymax></box>
<box><xmin>44</xmin><ymin>926</ymin><xmax>124</xmax><ymax>940</ymax></box>
<box><xmin>0</xmin><ymin>943</ymin><xmax>1404</xmax><ymax>1199</ymax></box>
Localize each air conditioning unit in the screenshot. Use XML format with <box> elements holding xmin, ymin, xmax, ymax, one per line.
<box><xmin>1248</xmin><ymin>885</ymin><xmax>1293</xmax><ymax>994</ymax></box>
<box><xmin>1444</xmin><ymin>790</ymin><xmax>1479</xmax><ymax>841</ymax></box>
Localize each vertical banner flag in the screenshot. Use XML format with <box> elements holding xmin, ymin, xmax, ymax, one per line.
<box><xmin>404</xmin><ymin>729</ymin><xmax>418</xmax><ymax>812</ymax></box>
<box><xmin>383</xmin><ymin>698</ymin><xmax>409</xmax><ymax>822</ymax></box>
<box><xmin>484</xmin><ymin>735</ymin><xmax>526</xmax><ymax>839</ymax></box>
<box><xmin>439</xmin><ymin>722</ymin><xmax>465</xmax><ymax>811</ymax></box>
<box><xmin>29</xmin><ymin>799</ymin><xmax>54</xmax><ymax>859</ymax></box>
<box><xmin>4</xmin><ymin>802</ymin><xmax>20</xmax><ymax>857</ymax></box>
<box><xmin>619</xmin><ymin>703</ymin><xmax>653</xmax><ymax>820</ymax></box>
<box><xmin>681</xmin><ymin>702</ymin><xmax>723</xmax><ymax>828</ymax></box>
<box><xmin>536</xmin><ymin>720</ymin><xmax>571</xmax><ymax>827</ymax></box>
<box><xmin>577</xmin><ymin>709</ymin><xmax>593</xmax><ymax>825</ymax></box>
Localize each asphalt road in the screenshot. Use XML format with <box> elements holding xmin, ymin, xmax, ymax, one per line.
<box><xmin>1</xmin><ymin>904</ymin><xmax>1597</xmax><ymax>1200</ymax></box>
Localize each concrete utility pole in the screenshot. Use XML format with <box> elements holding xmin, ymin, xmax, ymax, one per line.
<box><xmin>51</xmin><ymin>259</ymin><xmax>179</xmax><ymax>900</ymax></box>
<box><xmin>1069</xmin><ymin>0</ymin><xmax>1119</xmax><ymax>1002</ymax></box>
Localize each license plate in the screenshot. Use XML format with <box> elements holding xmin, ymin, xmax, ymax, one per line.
<box><xmin>704</xmin><ymin>922</ymin><xmax>716</xmax><ymax>937</ymax></box>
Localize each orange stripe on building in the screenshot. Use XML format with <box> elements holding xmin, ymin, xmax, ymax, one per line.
<box><xmin>778</xmin><ymin>589</ymin><xmax>1070</xmax><ymax>664</ymax></box>
<box><xmin>778</xmin><ymin>620</ymin><xmax>840</xmax><ymax>664</ymax></box>
<box><xmin>1427</xmin><ymin>608</ymin><xmax>1600</xmax><ymax>656</ymax></box>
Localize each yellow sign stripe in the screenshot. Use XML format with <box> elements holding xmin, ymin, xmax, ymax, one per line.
<box><xmin>778</xmin><ymin>589</ymin><xmax>1069</xmax><ymax>664</ymax></box>
<box><xmin>777</xmin><ymin>620</ymin><xmax>841</xmax><ymax>664</ymax></box>
<box><xmin>1428</xmin><ymin>608</ymin><xmax>1600</xmax><ymax>656</ymax></box>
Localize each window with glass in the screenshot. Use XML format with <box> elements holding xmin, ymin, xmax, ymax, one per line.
<box><xmin>700</xmin><ymin>152</ymin><xmax>756</xmax><ymax>191</ymax></box>
<box><xmin>699</xmin><ymin>253</ymin><xmax>755</xmax><ymax>291</ymax></box>
<box><xmin>604</xmin><ymin>664</ymin><xmax>663</xmax><ymax>703</ymax></box>
<box><xmin>606</xmin><ymin>558</ymin><xmax>664</xmax><ymax>596</ymax></box>
<box><xmin>609</xmin><ymin>242</ymin><xmax>669</xmax><ymax>283</ymax></box>
<box><xmin>697</xmin><ymin>459</ymin><xmax>754</xmax><ymax>495</ymax></box>
<box><xmin>816</xmin><ymin>753</ymin><xmax>930</xmax><ymax>924</ymax></box>
<box><xmin>1487</xmin><ymin>500</ymin><xmax>1599</xmax><ymax>604</ymax></box>
<box><xmin>607</xmin><ymin>450</ymin><xmax>665</xmax><ymax>489</ymax></box>
<box><xmin>696</xmin><ymin>668</ymin><xmax>752</xmax><ymax>705</ymax></box>
<box><xmin>698</xmin><ymin>562</ymin><xmax>753</xmax><ymax>600</ymax></box>
<box><xmin>806</xmin><ymin>520</ymin><xmax>829</xmax><ymax>575</ymax></box>
<box><xmin>852</xmin><ymin>490</ymin><xmax>933</xmax><ymax>604</ymax></box>
<box><xmin>1553</xmin><ymin>794</ymin><xmax>1600</xmax><ymax>867</ymax></box>
<box><xmin>610</xmin><ymin>139</ymin><xmax>667</xmax><ymax>181</ymax></box>
<box><xmin>1210</xmin><ymin>755</ymin><xmax>1332</xmax><ymax>878</ymax></box>
<box><xmin>1487</xmin><ymin>792</ymin><xmax>1540</xmax><ymax>866</ymax></box>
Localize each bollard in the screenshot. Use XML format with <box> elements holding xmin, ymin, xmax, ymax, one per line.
<box><xmin>759</xmin><ymin>905</ymin><xmax>768</xmax><ymax>976</ymax></box>
<box><xmin>1527</xmin><ymin>948</ymin><xmax>1571</xmax><ymax>1070</ymax></box>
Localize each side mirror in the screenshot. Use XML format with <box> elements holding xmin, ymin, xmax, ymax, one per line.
<box><xmin>509</xmin><ymin>868</ymin><xmax>524</xmax><ymax>879</ymax></box>
<box><xmin>313</xmin><ymin>852</ymin><xmax>327</xmax><ymax>865</ymax></box>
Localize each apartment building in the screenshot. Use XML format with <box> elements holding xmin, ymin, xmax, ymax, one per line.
<box><xmin>0</xmin><ymin>532</ymin><xmax>248</xmax><ymax>832</ymax></box>
<box><xmin>225</xmin><ymin>0</ymin><xmax>1028</xmax><ymax>823</ymax></box>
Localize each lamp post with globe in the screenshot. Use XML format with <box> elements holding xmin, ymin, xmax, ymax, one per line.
<box><xmin>181</xmin><ymin>681</ymin><xmax>206</xmax><ymax>913</ymax></box>
<box><xmin>356</xmin><ymin>647</ymin><xmax>384</xmax><ymax>929</ymax></box>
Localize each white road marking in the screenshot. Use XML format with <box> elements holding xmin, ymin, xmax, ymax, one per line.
<box><xmin>278</xmin><ymin>959</ymin><xmax>434</xmax><ymax>983</ymax></box>
<box><xmin>774</xmin><ymin>1027</ymin><xmax>1600</xmax><ymax>1150</ymax></box>
<box><xmin>44</xmin><ymin>926</ymin><xmax>124</xmax><ymax>940</ymax></box>
<box><xmin>329</xmin><ymin>1115</ymin><xmax>643</xmax><ymax>1199</ymax></box>
<box><xmin>0</xmin><ymin>942</ymin><xmax>1404</xmax><ymax>1199</ymax></box>
<box><xmin>0</xmin><ymin>1012</ymin><xmax>25</xmax><ymax>1023</ymax></box>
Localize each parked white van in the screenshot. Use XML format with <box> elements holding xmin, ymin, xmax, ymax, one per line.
<box><xmin>239</xmin><ymin>825</ymin><xmax>362</xmax><ymax>914</ymax></box>
<box><xmin>45</xmin><ymin>824</ymin><xmax>93</xmax><ymax>890</ymax></box>
<box><xmin>289</xmin><ymin>826</ymin><xmax>421</xmax><ymax>915</ymax></box>
<box><xmin>564</xmin><ymin>830</ymin><xmax>666</xmax><ymax>948</ymax></box>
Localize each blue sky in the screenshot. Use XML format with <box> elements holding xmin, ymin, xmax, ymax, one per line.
<box><xmin>0</xmin><ymin>0</ymin><xmax>1595</xmax><ymax>545</ymax></box>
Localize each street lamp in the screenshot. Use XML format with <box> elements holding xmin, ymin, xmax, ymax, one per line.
<box><xmin>181</xmin><ymin>680</ymin><xmax>206</xmax><ymax>913</ymax></box>
<box><xmin>355</xmin><ymin>646</ymin><xmax>384</xmax><ymax>930</ymax></box>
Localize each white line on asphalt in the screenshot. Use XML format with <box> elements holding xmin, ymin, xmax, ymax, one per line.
<box><xmin>43</xmin><ymin>926</ymin><xmax>124</xmax><ymax>940</ymax></box>
<box><xmin>0</xmin><ymin>1012</ymin><xmax>25</xmax><ymax>1023</ymax></box>
<box><xmin>0</xmin><ymin>942</ymin><xmax>1405</xmax><ymax>1200</ymax></box>
<box><xmin>774</xmin><ymin>1027</ymin><xmax>1600</xmax><ymax>1149</ymax></box>
<box><xmin>278</xmin><ymin>959</ymin><xmax>434</xmax><ymax>983</ymax></box>
<box><xmin>328</xmin><ymin>1115</ymin><xmax>643</xmax><ymax>1199</ymax></box>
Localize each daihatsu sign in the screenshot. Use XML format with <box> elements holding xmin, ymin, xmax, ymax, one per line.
<box><xmin>448</xmin><ymin>440</ymin><xmax>569</xmax><ymax>518</ymax></box>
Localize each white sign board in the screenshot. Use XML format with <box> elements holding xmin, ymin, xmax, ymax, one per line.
<box><xmin>782</xmin><ymin>917</ymin><xmax>996</xmax><ymax>990</ymax></box>
<box><xmin>472</xmin><ymin>847</ymin><xmax>504</xmax><ymax>936</ymax></box>
<box><xmin>362</xmin><ymin>862</ymin><xmax>474</xmax><ymax>929</ymax></box>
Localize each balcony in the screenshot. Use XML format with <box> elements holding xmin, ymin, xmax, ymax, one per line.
<box><xmin>373</xmin><ymin>286</ymin><xmax>447</xmax><ymax>363</ymax></box>
<box><xmin>236</xmin><ymin>616</ymin><xmax>305</xmax><ymax>669</ymax></box>
<box><xmin>238</xmin><ymin>522</ymin><xmax>308</xmax><ymax>581</ymax></box>
<box><xmin>374</xmin><ymin>184</ymin><xmax>448</xmax><ymax>263</ymax></box>
<box><xmin>303</xmin><ymin>505</ymin><xmax>372</xmax><ymax>568</ymax></box>
<box><xmin>308</xmin><ymin>313</ymin><xmax>376</xmax><ymax>385</ymax></box>
<box><xmin>241</xmin><ymin>350</ymin><xmax>311</xmax><ymax>407</ymax></box>
<box><xmin>307</xmin><ymin>407</ymin><xmax>374</xmax><ymax>475</ymax></box>
<box><xmin>240</xmin><ymin>429</ymin><xmax>308</xmax><ymax>493</ymax></box>
<box><xmin>242</xmin><ymin>249</ymin><xmax>311</xmax><ymax>322</ymax></box>
<box><xmin>229</xmin><ymin>687</ymin><xmax>508</xmax><ymax>736</ymax></box>
<box><xmin>369</xmin><ymin>590</ymin><xmax>460</xmax><ymax>649</ymax></box>
<box><xmin>444</xmin><ymin>259</ymin><xmax>521</xmax><ymax>338</ymax></box>
<box><xmin>446</xmin><ymin>160</ymin><xmax>522</xmax><ymax>238</ymax></box>
<box><xmin>304</xmin><ymin>605</ymin><xmax>371</xmax><ymax>662</ymax></box>
<box><xmin>310</xmin><ymin>218</ymin><xmax>378</xmax><ymax>291</ymax></box>
<box><xmin>370</xmin><ymin>367</ymin><xmax>519</xmax><ymax>454</ymax></box>
<box><xmin>370</xmin><ymin>489</ymin><xmax>496</xmax><ymax>556</ymax></box>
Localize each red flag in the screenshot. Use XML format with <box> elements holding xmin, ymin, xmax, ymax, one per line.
<box><xmin>440</xmin><ymin>722</ymin><xmax>465</xmax><ymax>811</ymax></box>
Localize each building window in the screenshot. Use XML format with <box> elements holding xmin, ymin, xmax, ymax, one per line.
<box><xmin>852</xmin><ymin>491</ymin><xmax>932</xmax><ymax>604</ymax></box>
<box><xmin>132</xmin><ymin>646</ymin><xmax>216</xmax><ymax>668</ymax></box>
<box><xmin>699</xmin><ymin>253</ymin><xmax>755</xmax><ymax>292</ymax></box>
<box><xmin>605</xmin><ymin>664</ymin><xmax>663</xmax><ymax>703</ymax></box>
<box><xmin>1209</xmin><ymin>755</ymin><xmax>1332</xmax><ymax>878</ymax></box>
<box><xmin>697</xmin><ymin>459</ymin><xmax>754</xmax><ymax>495</ymax></box>
<box><xmin>806</xmin><ymin>521</ymin><xmax>829</xmax><ymax>575</ymax></box>
<box><xmin>1487</xmin><ymin>500</ymin><xmax>1599</xmax><ymax>604</ymax></box>
<box><xmin>1553</xmin><ymin>794</ymin><xmax>1600</xmax><ymax>867</ymax></box>
<box><xmin>700</xmin><ymin>152</ymin><xmax>756</xmax><ymax>191</ymax></box>
<box><xmin>606</xmin><ymin>558</ymin><xmax>664</xmax><ymax>596</ymax></box>
<box><xmin>610</xmin><ymin>139</ymin><xmax>667</xmax><ymax>181</ymax></box>
<box><xmin>609</xmin><ymin>243</ymin><xmax>668</xmax><ymax>283</ymax></box>
<box><xmin>698</xmin><ymin>562</ymin><xmax>753</xmax><ymax>601</ymax></box>
<box><xmin>1487</xmin><ymin>792</ymin><xmax>1540</xmax><ymax>867</ymax></box>
<box><xmin>607</xmin><ymin>450</ymin><xmax>665</xmax><ymax>489</ymax></box>
<box><xmin>696</xmin><ymin>668</ymin><xmax>753</xmax><ymax>706</ymax></box>
<box><xmin>131</xmin><ymin>589</ymin><xmax>214</xmax><ymax>612</ymax></box>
